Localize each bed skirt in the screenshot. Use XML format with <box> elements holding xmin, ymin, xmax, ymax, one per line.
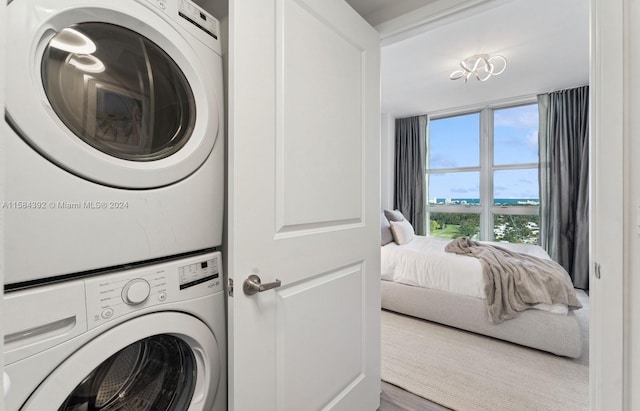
<box><xmin>381</xmin><ymin>280</ymin><xmax>583</xmax><ymax>358</ymax></box>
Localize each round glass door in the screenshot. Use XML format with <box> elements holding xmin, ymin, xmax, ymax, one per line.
<box><xmin>41</xmin><ymin>23</ymin><xmax>196</xmax><ymax>161</ymax></box>
<box><xmin>58</xmin><ymin>335</ymin><xmax>196</xmax><ymax>411</ymax></box>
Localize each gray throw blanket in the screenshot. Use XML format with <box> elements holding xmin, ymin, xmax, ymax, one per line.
<box><xmin>445</xmin><ymin>238</ymin><xmax>582</xmax><ymax>324</ymax></box>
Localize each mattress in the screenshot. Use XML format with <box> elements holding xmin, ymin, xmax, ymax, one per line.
<box><xmin>381</xmin><ymin>280</ymin><xmax>583</xmax><ymax>358</ymax></box>
<box><xmin>381</xmin><ymin>236</ymin><xmax>568</xmax><ymax>314</ymax></box>
<box><xmin>380</xmin><ymin>235</ymin><xmax>584</xmax><ymax>357</ymax></box>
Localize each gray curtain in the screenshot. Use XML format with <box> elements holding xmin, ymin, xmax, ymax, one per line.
<box><xmin>538</xmin><ymin>86</ymin><xmax>589</xmax><ymax>289</ymax></box>
<box><xmin>394</xmin><ymin>116</ymin><xmax>426</xmax><ymax>235</ymax></box>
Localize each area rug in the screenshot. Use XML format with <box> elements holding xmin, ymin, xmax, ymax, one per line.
<box><xmin>381</xmin><ymin>291</ymin><xmax>589</xmax><ymax>411</ymax></box>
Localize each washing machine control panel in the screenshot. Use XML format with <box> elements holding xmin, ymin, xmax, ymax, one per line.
<box><xmin>85</xmin><ymin>252</ymin><xmax>223</xmax><ymax>329</ymax></box>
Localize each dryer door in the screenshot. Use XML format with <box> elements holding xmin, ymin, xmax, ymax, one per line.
<box><xmin>6</xmin><ymin>0</ymin><xmax>221</xmax><ymax>189</ymax></box>
<box><xmin>21</xmin><ymin>313</ymin><xmax>221</xmax><ymax>411</ymax></box>
<box><xmin>43</xmin><ymin>23</ymin><xmax>196</xmax><ymax>163</ymax></box>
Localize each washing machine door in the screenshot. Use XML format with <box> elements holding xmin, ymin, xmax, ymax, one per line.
<box><xmin>6</xmin><ymin>0</ymin><xmax>221</xmax><ymax>189</ymax></box>
<box><xmin>21</xmin><ymin>313</ymin><xmax>221</xmax><ymax>411</ymax></box>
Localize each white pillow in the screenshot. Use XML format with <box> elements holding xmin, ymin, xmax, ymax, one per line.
<box><xmin>384</xmin><ymin>209</ymin><xmax>406</xmax><ymax>222</ymax></box>
<box><xmin>381</xmin><ymin>212</ymin><xmax>394</xmax><ymax>246</ymax></box>
<box><xmin>390</xmin><ymin>219</ymin><xmax>415</xmax><ymax>245</ymax></box>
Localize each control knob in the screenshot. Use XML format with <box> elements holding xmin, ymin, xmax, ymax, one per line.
<box><xmin>122</xmin><ymin>279</ymin><xmax>151</xmax><ymax>305</ymax></box>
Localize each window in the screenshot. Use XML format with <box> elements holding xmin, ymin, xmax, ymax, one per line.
<box><xmin>426</xmin><ymin>103</ymin><xmax>540</xmax><ymax>244</ymax></box>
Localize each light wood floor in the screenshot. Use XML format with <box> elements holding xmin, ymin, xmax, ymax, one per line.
<box><xmin>379</xmin><ymin>381</ymin><xmax>452</xmax><ymax>411</ymax></box>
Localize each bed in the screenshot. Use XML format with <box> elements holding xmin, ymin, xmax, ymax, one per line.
<box><xmin>380</xmin><ymin>211</ymin><xmax>583</xmax><ymax>358</ymax></box>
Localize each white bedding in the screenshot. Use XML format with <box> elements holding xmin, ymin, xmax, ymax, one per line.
<box><xmin>381</xmin><ymin>236</ymin><xmax>569</xmax><ymax>314</ymax></box>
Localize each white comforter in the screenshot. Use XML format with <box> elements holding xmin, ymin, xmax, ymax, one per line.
<box><xmin>381</xmin><ymin>236</ymin><xmax>568</xmax><ymax>314</ymax></box>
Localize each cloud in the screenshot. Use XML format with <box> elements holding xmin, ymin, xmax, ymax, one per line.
<box><xmin>493</xmin><ymin>129</ymin><xmax>539</xmax><ymax>161</ymax></box>
<box><xmin>525</xmin><ymin>130</ymin><xmax>538</xmax><ymax>151</ymax></box>
<box><xmin>450</xmin><ymin>185</ymin><xmax>480</xmax><ymax>196</ymax></box>
<box><xmin>494</xmin><ymin>105</ymin><xmax>538</xmax><ymax>128</ymax></box>
<box><xmin>429</xmin><ymin>153</ymin><xmax>458</xmax><ymax>168</ymax></box>
<box><xmin>493</xmin><ymin>185</ymin><xmax>509</xmax><ymax>196</ymax></box>
<box><xmin>451</xmin><ymin>187</ymin><xmax>469</xmax><ymax>193</ymax></box>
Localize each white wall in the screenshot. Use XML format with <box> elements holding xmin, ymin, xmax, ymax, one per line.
<box><xmin>380</xmin><ymin>113</ymin><xmax>394</xmax><ymax>210</ymax></box>
<box><xmin>627</xmin><ymin>0</ymin><xmax>640</xmax><ymax>408</ymax></box>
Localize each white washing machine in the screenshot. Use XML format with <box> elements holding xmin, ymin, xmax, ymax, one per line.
<box><xmin>3</xmin><ymin>251</ymin><xmax>226</xmax><ymax>411</ymax></box>
<box><xmin>4</xmin><ymin>0</ymin><xmax>224</xmax><ymax>287</ymax></box>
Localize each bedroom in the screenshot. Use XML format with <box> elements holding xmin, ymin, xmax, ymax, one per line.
<box><xmin>367</xmin><ymin>0</ymin><xmax>591</xmax><ymax>408</ymax></box>
<box><xmin>357</xmin><ymin>0</ymin><xmax>635</xmax><ymax>409</ymax></box>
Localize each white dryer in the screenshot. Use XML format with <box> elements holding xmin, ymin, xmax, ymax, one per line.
<box><xmin>4</xmin><ymin>0</ymin><xmax>224</xmax><ymax>287</ymax></box>
<box><xmin>3</xmin><ymin>251</ymin><xmax>226</xmax><ymax>411</ymax></box>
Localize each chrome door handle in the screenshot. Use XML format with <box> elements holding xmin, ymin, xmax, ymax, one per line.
<box><xmin>243</xmin><ymin>274</ymin><xmax>282</xmax><ymax>295</ymax></box>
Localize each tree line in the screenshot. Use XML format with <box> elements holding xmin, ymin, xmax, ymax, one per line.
<box><xmin>430</xmin><ymin>212</ymin><xmax>540</xmax><ymax>243</ymax></box>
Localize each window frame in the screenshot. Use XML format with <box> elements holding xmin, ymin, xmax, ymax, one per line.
<box><xmin>425</xmin><ymin>97</ymin><xmax>540</xmax><ymax>243</ymax></box>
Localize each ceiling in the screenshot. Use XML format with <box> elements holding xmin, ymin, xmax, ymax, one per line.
<box><xmin>345</xmin><ymin>0</ymin><xmax>590</xmax><ymax>118</ymax></box>
<box><xmin>342</xmin><ymin>0</ymin><xmax>440</xmax><ymax>26</ymax></box>
<box><xmin>198</xmin><ymin>0</ymin><xmax>589</xmax><ymax>119</ymax></box>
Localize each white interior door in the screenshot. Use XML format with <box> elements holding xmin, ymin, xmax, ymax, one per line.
<box><xmin>227</xmin><ymin>0</ymin><xmax>381</xmax><ymax>409</ymax></box>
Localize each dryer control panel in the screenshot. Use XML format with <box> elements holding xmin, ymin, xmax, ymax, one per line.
<box><xmin>178</xmin><ymin>0</ymin><xmax>218</xmax><ymax>38</ymax></box>
<box><xmin>142</xmin><ymin>0</ymin><xmax>221</xmax><ymax>52</ymax></box>
<box><xmin>85</xmin><ymin>252</ymin><xmax>223</xmax><ymax>330</ymax></box>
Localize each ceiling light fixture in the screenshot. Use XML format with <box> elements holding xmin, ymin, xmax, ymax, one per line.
<box><xmin>450</xmin><ymin>54</ymin><xmax>507</xmax><ymax>83</ymax></box>
<box><xmin>67</xmin><ymin>54</ymin><xmax>105</xmax><ymax>73</ymax></box>
<box><xmin>50</xmin><ymin>28</ymin><xmax>97</xmax><ymax>54</ymax></box>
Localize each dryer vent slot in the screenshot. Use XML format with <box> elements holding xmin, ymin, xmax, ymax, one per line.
<box><xmin>4</xmin><ymin>316</ymin><xmax>77</xmax><ymax>347</ymax></box>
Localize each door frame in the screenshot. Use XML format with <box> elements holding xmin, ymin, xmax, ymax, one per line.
<box><xmin>0</xmin><ymin>0</ymin><xmax>6</xmax><ymax>398</ymax></box>
<box><xmin>588</xmin><ymin>0</ymin><xmax>626</xmax><ymax>408</ymax></box>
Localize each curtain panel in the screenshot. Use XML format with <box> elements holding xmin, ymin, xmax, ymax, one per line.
<box><xmin>394</xmin><ymin>116</ymin><xmax>426</xmax><ymax>235</ymax></box>
<box><xmin>538</xmin><ymin>85</ymin><xmax>590</xmax><ymax>289</ymax></box>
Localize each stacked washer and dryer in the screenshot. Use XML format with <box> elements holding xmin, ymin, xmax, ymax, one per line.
<box><xmin>3</xmin><ymin>0</ymin><xmax>226</xmax><ymax>409</ymax></box>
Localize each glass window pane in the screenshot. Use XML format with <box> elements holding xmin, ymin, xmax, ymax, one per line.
<box><xmin>493</xmin><ymin>169</ymin><xmax>539</xmax><ymax>206</ymax></box>
<box><xmin>493</xmin><ymin>104</ymin><xmax>539</xmax><ymax>165</ymax></box>
<box><xmin>428</xmin><ymin>171</ymin><xmax>480</xmax><ymax>205</ymax></box>
<box><xmin>493</xmin><ymin>214</ymin><xmax>540</xmax><ymax>244</ymax></box>
<box><xmin>429</xmin><ymin>212</ymin><xmax>480</xmax><ymax>240</ymax></box>
<box><xmin>429</xmin><ymin>113</ymin><xmax>480</xmax><ymax>169</ymax></box>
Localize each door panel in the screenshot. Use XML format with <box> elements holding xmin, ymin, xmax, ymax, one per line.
<box><xmin>277</xmin><ymin>0</ymin><xmax>364</xmax><ymax>231</ymax></box>
<box><xmin>276</xmin><ymin>264</ymin><xmax>364</xmax><ymax>410</ymax></box>
<box><xmin>228</xmin><ymin>0</ymin><xmax>380</xmax><ymax>409</ymax></box>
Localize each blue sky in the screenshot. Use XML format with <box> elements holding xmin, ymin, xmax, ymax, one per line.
<box><xmin>428</xmin><ymin>104</ymin><xmax>539</xmax><ymax>200</ymax></box>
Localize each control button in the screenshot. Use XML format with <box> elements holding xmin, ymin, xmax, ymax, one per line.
<box><xmin>101</xmin><ymin>308</ymin><xmax>114</xmax><ymax>319</ymax></box>
<box><xmin>158</xmin><ymin>292</ymin><xmax>167</xmax><ymax>302</ymax></box>
<box><xmin>122</xmin><ymin>279</ymin><xmax>151</xmax><ymax>306</ymax></box>
<box><xmin>156</xmin><ymin>0</ymin><xmax>166</xmax><ymax>9</ymax></box>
